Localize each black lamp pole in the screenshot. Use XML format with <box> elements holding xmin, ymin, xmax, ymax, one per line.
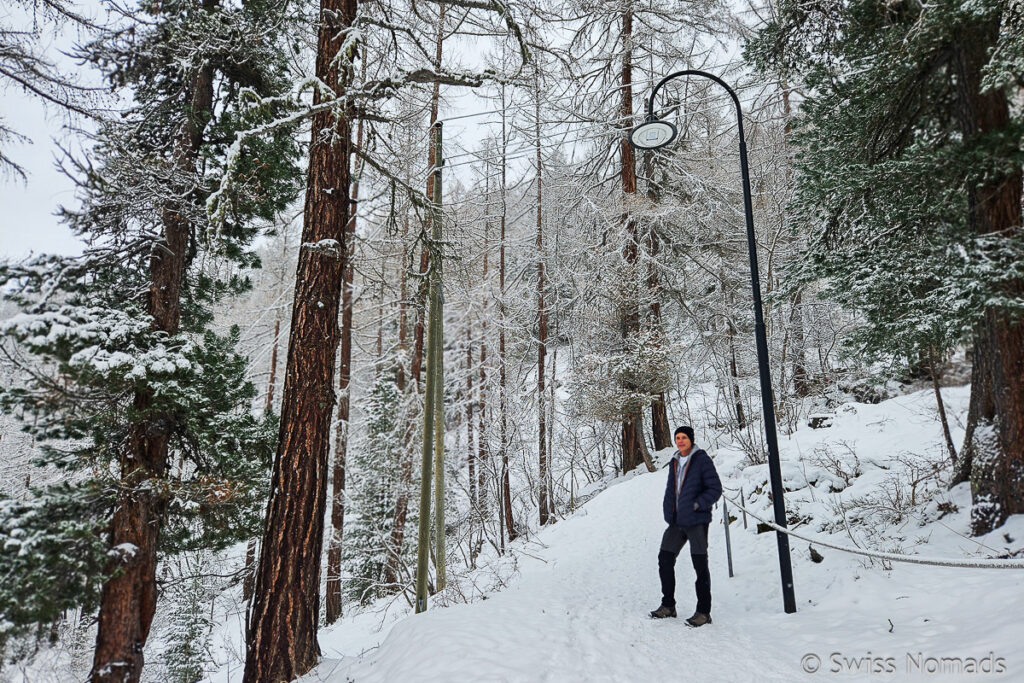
<box><xmin>636</xmin><ymin>69</ymin><xmax>797</xmax><ymax>614</ymax></box>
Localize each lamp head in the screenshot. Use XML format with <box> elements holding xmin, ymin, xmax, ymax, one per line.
<box><xmin>628</xmin><ymin>115</ymin><xmax>677</xmax><ymax>150</ymax></box>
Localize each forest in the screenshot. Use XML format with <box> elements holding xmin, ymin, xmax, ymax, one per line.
<box><xmin>1</xmin><ymin>0</ymin><xmax>1022</xmax><ymax>680</ymax></box>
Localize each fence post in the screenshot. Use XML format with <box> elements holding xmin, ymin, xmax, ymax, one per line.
<box><xmin>723</xmin><ymin>497</ymin><xmax>734</xmax><ymax>578</ymax></box>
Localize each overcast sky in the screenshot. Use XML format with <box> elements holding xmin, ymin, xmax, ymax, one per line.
<box><xmin>0</xmin><ymin>9</ymin><xmax>666</xmax><ymax>264</ymax></box>
<box><xmin>1</xmin><ymin>2</ymin><xmax>102</xmax><ymax>262</ymax></box>
<box><xmin>1</xmin><ymin>94</ymin><xmax>84</xmax><ymax>260</ymax></box>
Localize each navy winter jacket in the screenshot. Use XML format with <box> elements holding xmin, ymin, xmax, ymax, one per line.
<box><xmin>662</xmin><ymin>448</ymin><xmax>722</xmax><ymax>527</ymax></box>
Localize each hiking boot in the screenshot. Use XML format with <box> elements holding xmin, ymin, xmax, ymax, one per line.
<box><xmin>650</xmin><ymin>604</ymin><xmax>677</xmax><ymax>619</ymax></box>
<box><xmin>685</xmin><ymin>612</ymin><xmax>712</xmax><ymax>627</ymax></box>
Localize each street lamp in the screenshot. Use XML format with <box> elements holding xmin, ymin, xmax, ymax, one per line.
<box><xmin>631</xmin><ymin>69</ymin><xmax>797</xmax><ymax>614</ymax></box>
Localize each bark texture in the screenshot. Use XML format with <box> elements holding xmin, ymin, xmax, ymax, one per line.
<box><xmin>535</xmin><ymin>74</ymin><xmax>551</xmax><ymax>526</ymax></box>
<box><xmin>89</xmin><ymin>30</ymin><xmax>214</xmax><ymax>683</ymax></box>
<box><xmin>951</xmin><ymin>18</ymin><xmax>1024</xmax><ymax>535</ymax></box>
<box><xmin>498</xmin><ymin>87</ymin><xmax>517</xmax><ymax>543</ymax></box>
<box><xmin>383</xmin><ymin>211</ymin><xmax>413</xmax><ymax>588</ymax></box>
<box><xmin>243</xmin><ymin>0</ymin><xmax>356</xmax><ymax>678</ymax></box>
<box><xmin>617</xmin><ymin>5</ymin><xmax>646</xmax><ymax>474</ymax></box>
<box><xmin>326</xmin><ymin>119</ymin><xmax>360</xmax><ymax>624</ymax></box>
<box><xmin>643</xmin><ymin>140</ymin><xmax>671</xmax><ymax>451</ymax></box>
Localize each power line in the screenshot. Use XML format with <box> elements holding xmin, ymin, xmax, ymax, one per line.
<box><xmin>433</xmin><ymin>98</ymin><xmax>735</xmax><ymax>173</ymax></box>
<box><xmin>434</xmin><ymin>73</ymin><xmax>668</xmax><ymax>126</ymax></box>
<box><xmin>431</xmin><ymin>55</ymin><xmax>763</xmax><ymax>127</ymax></box>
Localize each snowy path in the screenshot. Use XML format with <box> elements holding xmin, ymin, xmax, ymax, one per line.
<box><xmin>310</xmin><ymin>471</ymin><xmax>792</xmax><ymax>682</ymax></box>
<box><xmin>299</xmin><ymin>389</ymin><xmax>1024</xmax><ymax>683</ymax></box>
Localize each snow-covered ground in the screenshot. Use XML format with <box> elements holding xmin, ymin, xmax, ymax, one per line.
<box><xmin>10</xmin><ymin>385</ymin><xmax>1021</xmax><ymax>682</ymax></box>
<box><xmin>288</xmin><ymin>385</ymin><xmax>1024</xmax><ymax>683</ymax></box>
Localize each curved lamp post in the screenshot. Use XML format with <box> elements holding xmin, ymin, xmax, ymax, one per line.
<box><xmin>631</xmin><ymin>70</ymin><xmax>797</xmax><ymax>614</ymax></box>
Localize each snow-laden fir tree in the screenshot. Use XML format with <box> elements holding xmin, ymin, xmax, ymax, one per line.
<box><xmin>0</xmin><ymin>0</ymin><xmax>300</xmax><ymax>674</ymax></box>
<box><xmin>161</xmin><ymin>557</ymin><xmax>214</xmax><ymax>683</ymax></box>
<box><xmin>344</xmin><ymin>364</ymin><xmax>405</xmax><ymax>605</ymax></box>
<box><xmin>747</xmin><ymin>0</ymin><xmax>1024</xmax><ymax>534</ymax></box>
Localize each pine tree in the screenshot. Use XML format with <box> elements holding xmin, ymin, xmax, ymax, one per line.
<box><xmin>748</xmin><ymin>0</ymin><xmax>1024</xmax><ymax>533</ymax></box>
<box><xmin>162</xmin><ymin>558</ymin><xmax>214</xmax><ymax>683</ymax></box>
<box><xmin>0</xmin><ymin>0</ymin><xmax>299</xmax><ymax>673</ymax></box>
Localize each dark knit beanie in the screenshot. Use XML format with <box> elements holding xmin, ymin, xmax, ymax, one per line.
<box><xmin>674</xmin><ymin>425</ymin><xmax>695</xmax><ymax>443</ymax></box>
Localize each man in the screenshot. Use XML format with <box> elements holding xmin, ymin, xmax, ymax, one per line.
<box><xmin>650</xmin><ymin>425</ymin><xmax>722</xmax><ymax>626</ymax></box>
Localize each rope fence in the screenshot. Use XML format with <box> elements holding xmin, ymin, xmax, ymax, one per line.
<box><xmin>720</xmin><ymin>491</ymin><xmax>1024</xmax><ymax>570</ymax></box>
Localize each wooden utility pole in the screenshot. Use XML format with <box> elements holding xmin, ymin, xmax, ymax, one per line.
<box><xmin>412</xmin><ymin>5</ymin><xmax>446</xmax><ymax>389</ymax></box>
<box><xmin>415</xmin><ymin>122</ymin><xmax>444</xmax><ymax>611</ymax></box>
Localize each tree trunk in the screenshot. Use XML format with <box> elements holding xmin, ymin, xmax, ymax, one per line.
<box><xmin>618</xmin><ymin>5</ymin><xmax>645</xmax><ymax>473</ymax></box>
<box><xmin>781</xmin><ymin>85</ymin><xmax>809</xmax><ymax>399</ymax></box>
<box><xmin>383</xmin><ymin>209</ymin><xmax>413</xmax><ymax>588</ymax></box>
<box><xmin>636</xmin><ymin>422</ymin><xmax>657</xmax><ymax>473</ymax></box>
<box><xmin>466</xmin><ymin>327</ymin><xmax>477</xmax><ymax>510</ymax></box>
<box><xmin>790</xmin><ymin>289</ymin><xmax>810</xmax><ymax>398</ymax></box>
<box><xmin>478</xmin><ymin>331</ymin><xmax>488</xmax><ymax>518</ymax></box>
<box><xmin>928</xmin><ymin>348</ymin><xmax>958</xmax><ymax>468</ymax></box>
<box><xmin>325</xmin><ymin>116</ymin><xmax>362</xmax><ymax>625</ymax></box>
<box><xmin>954</xmin><ymin>340</ymin><xmax>988</xmax><ymax>487</ymax></box>
<box><xmin>89</xmin><ymin>30</ymin><xmax>214</xmax><ymax>683</ymax></box>
<box><xmin>549</xmin><ymin>343</ymin><xmax>557</xmax><ymax>506</ymax></box>
<box><xmin>476</xmin><ymin>178</ymin><xmax>490</xmax><ymax>548</ymax></box>
<box><xmin>728</xmin><ymin>315</ymin><xmax>746</xmax><ymax>429</ymax></box>
<box><xmin>499</xmin><ymin>82</ymin><xmax>517</xmax><ymax>544</ymax></box>
<box><xmin>621</xmin><ymin>415</ymin><xmax>646</xmax><ymax>473</ymax></box>
<box><xmin>243</xmin><ymin>0</ymin><xmax>356</xmax><ymax>678</ymax></box>
<box><xmin>535</xmin><ymin>69</ymin><xmax>550</xmax><ymax>527</ymax></box>
<box><xmin>265</xmin><ymin>317</ymin><xmax>282</xmax><ymax>414</ymax></box>
<box><xmin>244</xmin><ymin>315</ymin><xmax>282</xmax><ymax>602</ymax></box>
<box><xmin>650</xmin><ymin>396</ymin><xmax>671</xmax><ymax>451</ymax></box>
<box><xmin>642</xmin><ymin>130</ymin><xmax>671</xmax><ymax>451</ymax></box>
<box><xmin>951</xmin><ymin>19</ymin><xmax>1024</xmax><ymax>535</ymax></box>
<box><xmin>412</xmin><ymin>247</ymin><xmax>429</xmax><ymax>387</ymax></box>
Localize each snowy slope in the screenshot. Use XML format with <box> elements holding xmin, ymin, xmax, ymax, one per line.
<box><xmin>300</xmin><ymin>386</ymin><xmax>1024</xmax><ymax>683</ymax></box>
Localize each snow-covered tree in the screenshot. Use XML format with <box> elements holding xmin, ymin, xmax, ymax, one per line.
<box><xmin>748</xmin><ymin>0</ymin><xmax>1024</xmax><ymax>533</ymax></box>
<box><xmin>344</xmin><ymin>367</ymin><xmax>404</xmax><ymax>604</ymax></box>
<box><xmin>0</xmin><ymin>0</ymin><xmax>300</xmax><ymax>674</ymax></box>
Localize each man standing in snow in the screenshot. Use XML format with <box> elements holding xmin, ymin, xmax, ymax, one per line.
<box><xmin>650</xmin><ymin>426</ymin><xmax>722</xmax><ymax>626</ymax></box>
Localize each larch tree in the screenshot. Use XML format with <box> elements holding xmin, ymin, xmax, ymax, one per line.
<box><xmin>245</xmin><ymin>0</ymin><xmax>532</xmax><ymax>664</ymax></box>
<box><xmin>325</xmin><ymin>112</ymin><xmax>364</xmax><ymax>625</ymax></box>
<box><xmin>562</xmin><ymin>0</ymin><xmax>722</xmax><ymax>472</ymax></box>
<box><xmin>0</xmin><ymin>0</ymin><xmax>100</xmax><ymax>179</ymax></box>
